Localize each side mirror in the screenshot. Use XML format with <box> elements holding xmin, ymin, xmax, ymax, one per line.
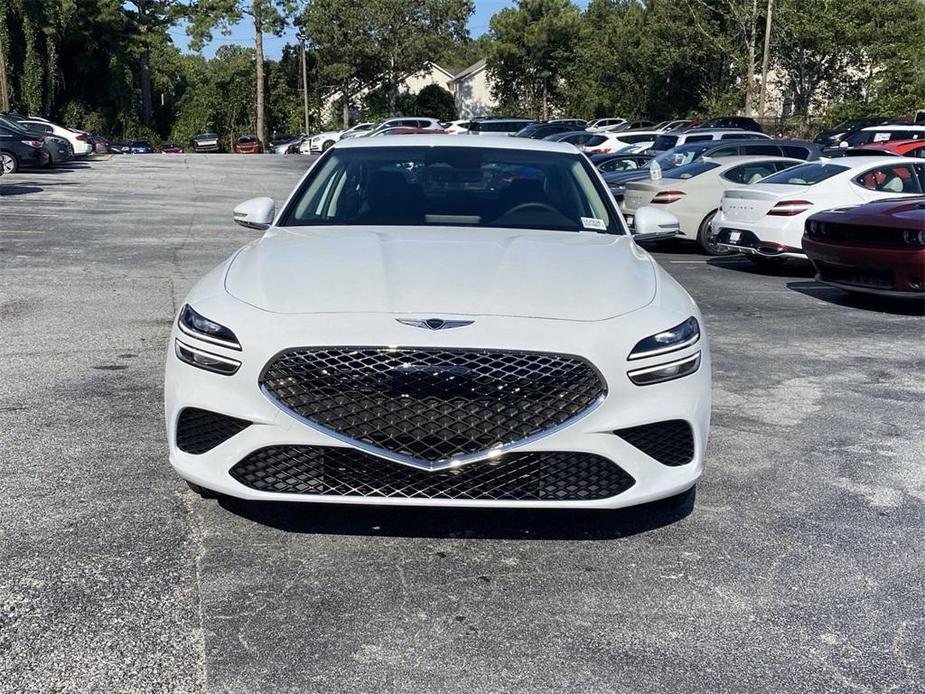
<box><xmin>233</xmin><ymin>197</ymin><xmax>275</xmax><ymax>230</ymax></box>
<box><xmin>632</xmin><ymin>206</ymin><xmax>680</xmax><ymax>241</ymax></box>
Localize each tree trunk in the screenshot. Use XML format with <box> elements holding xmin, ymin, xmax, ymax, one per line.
<box><xmin>757</xmin><ymin>0</ymin><xmax>775</xmax><ymax>118</ymax></box>
<box><xmin>388</xmin><ymin>54</ymin><xmax>397</xmax><ymax>116</ymax></box>
<box><xmin>140</xmin><ymin>48</ymin><xmax>153</xmax><ymax>126</ymax></box>
<box><xmin>542</xmin><ymin>80</ymin><xmax>549</xmax><ymax>121</ymax></box>
<box><xmin>342</xmin><ymin>86</ymin><xmax>350</xmax><ymax>129</ymax></box>
<box><xmin>0</xmin><ymin>31</ymin><xmax>10</xmax><ymax>112</ymax></box>
<box><xmin>253</xmin><ymin>7</ymin><xmax>265</xmax><ymax>147</ymax></box>
<box><xmin>744</xmin><ymin>0</ymin><xmax>757</xmax><ymax>116</ymax></box>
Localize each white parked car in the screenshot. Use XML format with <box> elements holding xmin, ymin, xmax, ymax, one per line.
<box><xmin>303</xmin><ymin>130</ymin><xmax>343</xmax><ymax>153</ymax></box>
<box><xmin>362</xmin><ymin>117</ymin><xmax>445</xmax><ymax>138</ymax></box>
<box><xmin>18</xmin><ymin>118</ymin><xmax>93</xmax><ymax>157</ymax></box>
<box><xmin>712</xmin><ymin>156</ymin><xmax>925</xmax><ymax>266</ymax></box>
<box><xmin>588</xmin><ymin>117</ymin><xmax>626</xmax><ymax>131</ymax></box>
<box><xmin>338</xmin><ymin>122</ymin><xmax>376</xmax><ymax>140</ymax></box>
<box><xmin>585</xmin><ymin>130</ymin><xmax>664</xmax><ymax>155</ymax></box>
<box><xmin>622</xmin><ymin>156</ymin><xmax>802</xmax><ymax>254</ymax></box>
<box><xmin>444</xmin><ymin>119</ymin><xmax>473</xmax><ymax>134</ymax></box>
<box><xmin>165</xmin><ymin>136</ymin><xmax>710</xmax><ymax>508</ymax></box>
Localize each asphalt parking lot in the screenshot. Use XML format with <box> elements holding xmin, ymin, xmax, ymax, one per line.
<box><xmin>1</xmin><ymin>154</ymin><xmax>923</xmax><ymax>694</ymax></box>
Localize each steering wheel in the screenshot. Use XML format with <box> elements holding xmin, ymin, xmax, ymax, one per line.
<box><xmin>504</xmin><ymin>202</ymin><xmax>561</xmax><ymax>217</ymax></box>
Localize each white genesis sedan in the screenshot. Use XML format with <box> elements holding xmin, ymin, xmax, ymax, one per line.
<box><xmin>165</xmin><ymin>136</ymin><xmax>711</xmax><ymax>509</ymax></box>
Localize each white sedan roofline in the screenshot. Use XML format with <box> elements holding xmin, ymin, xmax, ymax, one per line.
<box><xmin>334</xmin><ymin>134</ymin><xmax>579</xmax><ymax>154</ymax></box>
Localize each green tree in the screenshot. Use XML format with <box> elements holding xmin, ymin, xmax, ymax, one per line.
<box><xmin>486</xmin><ymin>0</ymin><xmax>583</xmax><ymax>119</ymax></box>
<box><xmin>367</xmin><ymin>0</ymin><xmax>471</xmax><ymax>114</ymax></box>
<box><xmin>413</xmin><ymin>83</ymin><xmax>457</xmax><ymax>121</ymax></box>
<box><xmin>303</xmin><ymin>0</ymin><xmax>471</xmax><ymax>127</ymax></box>
<box><xmin>182</xmin><ymin>0</ymin><xmax>296</xmax><ymax>146</ymax></box>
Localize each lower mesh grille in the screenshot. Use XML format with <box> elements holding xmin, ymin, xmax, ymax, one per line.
<box><xmin>615</xmin><ymin>420</ymin><xmax>694</xmax><ymax>466</ymax></box>
<box><xmin>229</xmin><ymin>447</ymin><xmax>634</xmax><ymax>501</ymax></box>
<box><xmin>176</xmin><ymin>408</ymin><xmax>251</xmax><ymax>454</ymax></box>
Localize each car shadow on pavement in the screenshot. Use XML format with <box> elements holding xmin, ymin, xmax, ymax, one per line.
<box><xmin>216</xmin><ymin>491</ymin><xmax>696</xmax><ymax>540</ymax></box>
<box><xmin>0</xmin><ymin>184</ymin><xmax>43</xmax><ymax>196</ymax></box>
<box><xmin>706</xmin><ymin>256</ymin><xmax>816</xmax><ymax>278</ymax></box>
<box><xmin>788</xmin><ymin>280</ymin><xmax>925</xmax><ymax>315</ymax></box>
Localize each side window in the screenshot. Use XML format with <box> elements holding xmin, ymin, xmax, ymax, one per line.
<box><xmin>720</xmin><ymin>133</ymin><xmax>745</xmax><ymax>140</ymax></box>
<box><xmin>773</xmin><ymin>161</ymin><xmax>799</xmax><ymax>172</ymax></box>
<box><xmin>709</xmin><ymin>146</ymin><xmax>739</xmax><ymax>157</ymax></box>
<box><xmin>686</xmin><ymin>135</ymin><xmax>714</xmax><ymax>143</ymax></box>
<box><xmin>855</xmin><ymin>165</ymin><xmax>924</xmax><ymax>194</ymax></box>
<box><xmin>743</xmin><ymin>144</ymin><xmax>782</xmax><ymax>156</ymax></box>
<box><xmin>782</xmin><ymin>145</ymin><xmax>811</xmax><ymax>159</ymax></box>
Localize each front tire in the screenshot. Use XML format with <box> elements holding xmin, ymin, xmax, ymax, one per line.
<box><xmin>321</xmin><ymin>140</ymin><xmax>334</xmax><ymax>152</ymax></box>
<box><xmin>0</xmin><ymin>151</ymin><xmax>19</xmax><ymax>174</ymax></box>
<box><xmin>696</xmin><ymin>211</ymin><xmax>735</xmax><ymax>256</ymax></box>
<box><xmin>747</xmin><ymin>255</ymin><xmax>787</xmax><ymax>270</ymax></box>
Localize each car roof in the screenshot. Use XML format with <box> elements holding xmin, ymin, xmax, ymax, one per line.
<box><xmin>700</xmin><ymin>154</ymin><xmax>802</xmax><ymax>166</ymax></box>
<box><xmin>335</xmin><ymin>134</ymin><xmax>577</xmax><ymax>153</ymax></box>
<box><xmin>860</xmin><ymin>124</ymin><xmax>925</xmax><ymax>131</ymax></box>
<box><xmin>801</xmin><ymin>155</ymin><xmax>921</xmax><ymax>170</ymax></box>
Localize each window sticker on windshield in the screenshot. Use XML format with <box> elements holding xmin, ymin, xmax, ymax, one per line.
<box><xmin>581</xmin><ymin>217</ymin><xmax>607</xmax><ymax>230</ymax></box>
<box><xmin>873</xmin><ymin>132</ymin><xmax>890</xmax><ymax>142</ymax></box>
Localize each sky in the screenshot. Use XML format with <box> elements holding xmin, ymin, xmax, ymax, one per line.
<box><xmin>167</xmin><ymin>1</ymin><xmax>585</xmax><ymax>60</ymax></box>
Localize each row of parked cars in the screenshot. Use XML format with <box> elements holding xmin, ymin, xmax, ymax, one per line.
<box><xmin>598</xmin><ymin>128</ymin><xmax>924</xmax><ymax>300</ymax></box>
<box><xmin>0</xmin><ymin>111</ymin><xmax>105</xmax><ymax>173</ymax></box>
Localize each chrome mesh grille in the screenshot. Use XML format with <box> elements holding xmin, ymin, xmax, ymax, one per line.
<box><xmin>260</xmin><ymin>347</ymin><xmax>606</xmax><ymax>463</ymax></box>
<box><xmin>230</xmin><ymin>446</ymin><xmax>634</xmax><ymax>500</ymax></box>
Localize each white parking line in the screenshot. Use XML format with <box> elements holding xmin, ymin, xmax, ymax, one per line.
<box><xmin>0</xmin><ymin>229</ymin><xmax>45</xmax><ymax>234</ymax></box>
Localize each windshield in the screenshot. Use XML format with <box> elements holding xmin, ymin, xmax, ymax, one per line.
<box><xmin>281</xmin><ymin>146</ymin><xmax>620</xmax><ymax>234</ymax></box>
<box><xmin>844</xmin><ymin>129</ymin><xmax>924</xmax><ymax>147</ymax></box>
<box><xmin>758</xmin><ymin>162</ymin><xmax>849</xmax><ymax>186</ymax></box>
<box><xmin>652</xmin><ymin>143</ymin><xmax>714</xmax><ymax>171</ymax></box>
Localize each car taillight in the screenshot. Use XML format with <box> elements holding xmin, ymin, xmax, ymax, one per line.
<box><xmin>767</xmin><ymin>200</ymin><xmax>812</xmax><ymax>216</ymax></box>
<box><xmin>76</xmin><ymin>133</ymin><xmax>87</xmax><ymax>141</ymax></box>
<box><xmin>588</xmin><ymin>148</ymin><xmax>610</xmax><ymax>154</ymax></box>
<box><xmin>21</xmin><ymin>139</ymin><xmax>44</xmax><ymax>149</ymax></box>
<box><xmin>651</xmin><ymin>190</ymin><xmax>686</xmax><ymax>204</ymax></box>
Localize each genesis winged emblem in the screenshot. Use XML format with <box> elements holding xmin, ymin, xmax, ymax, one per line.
<box><xmin>396</xmin><ymin>318</ymin><xmax>475</xmax><ymax>331</ymax></box>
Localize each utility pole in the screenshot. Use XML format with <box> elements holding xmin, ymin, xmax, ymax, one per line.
<box><xmin>757</xmin><ymin>0</ymin><xmax>774</xmax><ymax>119</ymax></box>
<box><xmin>0</xmin><ymin>31</ymin><xmax>10</xmax><ymax>112</ymax></box>
<box><xmin>298</xmin><ymin>33</ymin><xmax>310</xmax><ymax>135</ymax></box>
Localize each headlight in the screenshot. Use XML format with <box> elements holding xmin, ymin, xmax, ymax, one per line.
<box><xmin>628</xmin><ymin>352</ymin><xmax>701</xmax><ymax>386</ymax></box>
<box><xmin>175</xmin><ymin>339</ymin><xmax>241</xmax><ymax>375</ymax></box>
<box><xmin>628</xmin><ymin>317</ymin><xmax>700</xmax><ymax>360</ymax></box>
<box><xmin>902</xmin><ymin>229</ymin><xmax>925</xmax><ymax>247</ymax></box>
<box><xmin>178</xmin><ymin>304</ymin><xmax>241</xmax><ymax>350</ymax></box>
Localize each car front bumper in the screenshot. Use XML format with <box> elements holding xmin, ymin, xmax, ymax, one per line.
<box><xmin>165</xmin><ymin>305</ymin><xmax>711</xmax><ymax>508</ymax></box>
<box><xmin>803</xmin><ymin>237</ymin><xmax>925</xmax><ymax>296</ymax></box>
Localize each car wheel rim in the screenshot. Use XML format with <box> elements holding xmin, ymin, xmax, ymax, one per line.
<box><xmin>0</xmin><ymin>154</ymin><xmax>12</xmax><ymax>173</ymax></box>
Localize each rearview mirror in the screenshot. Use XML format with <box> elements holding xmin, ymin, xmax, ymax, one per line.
<box><xmin>632</xmin><ymin>206</ymin><xmax>680</xmax><ymax>241</ymax></box>
<box><xmin>233</xmin><ymin>197</ymin><xmax>275</xmax><ymax>231</ymax></box>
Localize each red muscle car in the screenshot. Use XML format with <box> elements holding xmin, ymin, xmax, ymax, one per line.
<box><xmin>803</xmin><ymin>196</ymin><xmax>925</xmax><ymax>298</ymax></box>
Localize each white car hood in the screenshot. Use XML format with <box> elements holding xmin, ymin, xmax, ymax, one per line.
<box><xmin>224</xmin><ymin>226</ymin><xmax>656</xmax><ymax>321</ymax></box>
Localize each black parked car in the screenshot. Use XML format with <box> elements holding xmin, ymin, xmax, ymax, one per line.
<box><xmin>513</xmin><ymin>122</ymin><xmax>577</xmax><ymax>139</ymax></box>
<box><xmin>698</xmin><ymin>116</ymin><xmax>763</xmax><ymax>132</ymax></box>
<box><xmin>0</xmin><ymin>124</ymin><xmax>50</xmax><ymax>173</ymax></box>
<box><xmin>190</xmin><ymin>132</ymin><xmax>221</xmax><ymax>153</ymax></box>
<box><xmin>813</xmin><ymin>116</ymin><xmax>889</xmax><ymax>147</ymax></box>
<box><xmin>0</xmin><ymin>115</ymin><xmax>71</xmax><ymax>167</ymax></box>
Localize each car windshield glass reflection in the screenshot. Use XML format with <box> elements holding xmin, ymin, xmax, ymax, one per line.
<box><xmin>283</xmin><ymin>146</ymin><xmax>618</xmax><ymax>234</ymax></box>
